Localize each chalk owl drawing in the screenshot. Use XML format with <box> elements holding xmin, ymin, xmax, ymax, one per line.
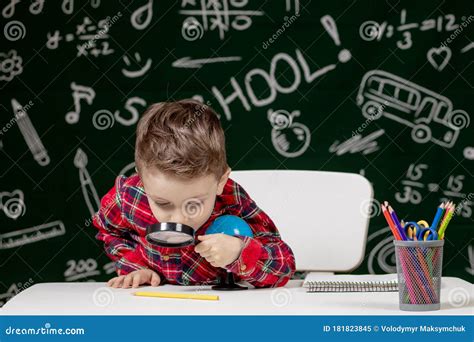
<box><xmin>268</xmin><ymin>109</ymin><xmax>310</xmax><ymax>158</ymax></box>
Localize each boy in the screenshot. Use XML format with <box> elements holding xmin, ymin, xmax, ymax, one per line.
<box><xmin>93</xmin><ymin>99</ymin><xmax>296</xmax><ymax>289</ymax></box>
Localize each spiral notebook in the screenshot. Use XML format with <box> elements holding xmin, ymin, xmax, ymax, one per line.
<box><xmin>303</xmin><ymin>273</ymin><xmax>398</xmax><ymax>292</ymax></box>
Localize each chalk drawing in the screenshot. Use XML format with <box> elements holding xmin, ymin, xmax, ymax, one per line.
<box><xmin>64</xmin><ymin>258</ymin><xmax>100</xmax><ymax>281</ymax></box>
<box><xmin>74</xmin><ymin>148</ymin><xmax>100</xmax><ymax>217</ymax></box>
<box><xmin>172</xmin><ymin>56</ymin><xmax>241</xmax><ymax>69</ymax></box>
<box><xmin>0</xmin><ymin>220</ymin><xmax>65</xmax><ymax>249</ymax></box>
<box><xmin>122</xmin><ymin>52</ymin><xmax>152</xmax><ymax>78</ymax></box>
<box><xmin>268</xmin><ymin>108</ymin><xmax>310</xmax><ymax>158</ymax></box>
<box><xmin>11</xmin><ymin>98</ymin><xmax>50</xmax><ymax>166</ymax></box>
<box><xmin>65</xmin><ymin>83</ymin><xmax>96</xmax><ymax>124</ymax></box>
<box><xmin>367</xmin><ymin>227</ymin><xmax>397</xmax><ymax>274</ymax></box>
<box><xmin>179</xmin><ymin>0</ymin><xmax>264</xmax><ymax>40</ymax></box>
<box><xmin>357</xmin><ymin>70</ymin><xmax>469</xmax><ymax>148</ymax></box>
<box><xmin>130</xmin><ymin>0</ymin><xmax>153</xmax><ymax>30</ymax></box>
<box><xmin>0</xmin><ymin>189</ymin><xmax>26</xmax><ymax>220</ymax></box>
<box><xmin>427</xmin><ymin>46</ymin><xmax>452</xmax><ymax>71</ymax></box>
<box><xmin>329</xmin><ymin>129</ymin><xmax>385</xmax><ymax>156</ymax></box>
<box><xmin>0</xmin><ymin>50</ymin><xmax>23</xmax><ymax>82</ymax></box>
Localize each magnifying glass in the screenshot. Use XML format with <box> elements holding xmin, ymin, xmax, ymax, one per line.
<box><xmin>146</xmin><ymin>222</ymin><xmax>195</xmax><ymax>248</ymax></box>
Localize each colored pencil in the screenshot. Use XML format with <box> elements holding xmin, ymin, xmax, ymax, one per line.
<box><xmin>430</xmin><ymin>203</ymin><xmax>445</xmax><ymax>230</ymax></box>
<box><xmin>388</xmin><ymin>205</ymin><xmax>407</xmax><ymax>240</ymax></box>
<box><xmin>381</xmin><ymin>204</ymin><xmax>401</xmax><ymax>240</ymax></box>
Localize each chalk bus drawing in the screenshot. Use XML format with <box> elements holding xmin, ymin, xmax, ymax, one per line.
<box><xmin>267</xmin><ymin>109</ymin><xmax>310</xmax><ymax>158</ymax></box>
<box><xmin>74</xmin><ymin>148</ymin><xmax>100</xmax><ymax>217</ymax></box>
<box><xmin>0</xmin><ymin>220</ymin><xmax>65</xmax><ymax>249</ymax></box>
<box><xmin>11</xmin><ymin>99</ymin><xmax>50</xmax><ymax>166</ymax></box>
<box><xmin>357</xmin><ymin>70</ymin><xmax>469</xmax><ymax>148</ymax></box>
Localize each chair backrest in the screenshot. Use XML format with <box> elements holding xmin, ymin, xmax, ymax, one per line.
<box><xmin>230</xmin><ymin>170</ymin><xmax>373</xmax><ymax>272</ymax></box>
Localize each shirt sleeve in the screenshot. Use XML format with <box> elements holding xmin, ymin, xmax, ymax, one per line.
<box><xmin>224</xmin><ymin>182</ymin><xmax>296</xmax><ymax>288</ymax></box>
<box><xmin>92</xmin><ymin>176</ymin><xmax>149</xmax><ymax>276</ymax></box>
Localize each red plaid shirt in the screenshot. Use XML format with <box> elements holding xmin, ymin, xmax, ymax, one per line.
<box><xmin>93</xmin><ymin>174</ymin><xmax>296</xmax><ymax>288</ymax></box>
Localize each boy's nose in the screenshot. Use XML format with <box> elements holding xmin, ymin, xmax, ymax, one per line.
<box><xmin>168</xmin><ymin>211</ymin><xmax>186</xmax><ymax>225</ymax></box>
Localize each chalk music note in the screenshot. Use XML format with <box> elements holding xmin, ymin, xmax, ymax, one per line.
<box><xmin>65</xmin><ymin>82</ymin><xmax>95</xmax><ymax>124</ymax></box>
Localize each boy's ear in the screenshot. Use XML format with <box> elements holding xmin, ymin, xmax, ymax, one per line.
<box><xmin>216</xmin><ymin>167</ymin><xmax>231</xmax><ymax>195</ymax></box>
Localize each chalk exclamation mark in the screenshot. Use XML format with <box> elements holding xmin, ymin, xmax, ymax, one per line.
<box><xmin>320</xmin><ymin>15</ymin><xmax>351</xmax><ymax>63</ymax></box>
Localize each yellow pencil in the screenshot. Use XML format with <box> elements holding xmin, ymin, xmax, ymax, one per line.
<box><xmin>134</xmin><ymin>291</ymin><xmax>219</xmax><ymax>301</ymax></box>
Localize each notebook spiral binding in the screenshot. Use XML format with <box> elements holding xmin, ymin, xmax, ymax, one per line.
<box><xmin>307</xmin><ymin>280</ymin><xmax>398</xmax><ymax>292</ymax></box>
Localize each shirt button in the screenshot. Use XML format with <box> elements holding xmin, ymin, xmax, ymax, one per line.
<box><xmin>240</xmin><ymin>264</ymin><xmax>247</xmax><ymax>271</ymax></box>
<box><xmin>162</xmin><ymin>255</ymin><xmax>170</xmax><ymax>261</ymax></box>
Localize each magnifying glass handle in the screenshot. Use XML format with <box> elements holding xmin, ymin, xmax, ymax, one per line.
<box><xmin>212</xmin><ymin>270</ymin><xmax>248</xmax><ymax>291</ymax></box>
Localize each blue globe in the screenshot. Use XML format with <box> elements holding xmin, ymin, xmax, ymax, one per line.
<box><xmin>206</xmin><ymin>215</ymin><xmax>253</xmax><ymax>237</ymax></box>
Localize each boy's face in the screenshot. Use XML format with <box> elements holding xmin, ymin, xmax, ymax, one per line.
<box><xmin>140</xmin><ymin>167</ymin><xmax>230</xmax><ymax>230</ymax></box>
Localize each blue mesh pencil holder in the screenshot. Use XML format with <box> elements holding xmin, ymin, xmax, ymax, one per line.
<box><xmin>393</xmin><ymin>240</ymin><xmax>444</xmax><ymax>311</ymax></box>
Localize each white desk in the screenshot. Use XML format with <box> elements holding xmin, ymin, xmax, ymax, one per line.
<box><xmin>1</xmin><ymin>278</ymin><xmax>472</xmax><ymax>315</ymax></box>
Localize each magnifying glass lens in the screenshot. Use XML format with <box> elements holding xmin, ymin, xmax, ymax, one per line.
<box><xmin>148</xmin><ymin>231</ymin><xmax>193</xmax><ymax>244</ymax></box>
<box><xmin>146</xmin><ymin>222</ymin><xmax>195</xmax><ymax>247</ymax></box>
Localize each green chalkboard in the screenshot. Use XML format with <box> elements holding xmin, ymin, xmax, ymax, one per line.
<box><xmin>0</xmin><ymin>0</ymin><xmax>472</xmax><ymax>305</ymax></box>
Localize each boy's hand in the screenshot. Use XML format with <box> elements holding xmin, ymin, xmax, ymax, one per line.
<box><xmin>195</xmin><ymin>234</ymin><xmax>245</xmax><ymax>268</ymax></box>
<box><xmin>107</xmin><ymin>269</ymin><xmax>161</xmax><ymax>288</ymax></box>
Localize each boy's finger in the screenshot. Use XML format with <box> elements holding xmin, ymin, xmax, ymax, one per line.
<box><xmin>132</xmin><ymin>274</ymin><xmax>141</xmax><ymax>288</ymax></box>
<box><xmin>112</xmin><ymin>276</ymin><xmax>124</xmax><ymax>288</ymax></box>
<box><xmin>150</xmin><ymin>272</ymin><xmax>160</xmax><ymax>286</ymax></box>
<box><xmin>199</xmin><ymin>249</ymin><xmax>215</xmax><ymax>258</ymax></box>
<box><xmin>107</xmin><ymin>278</ymin><xmax>116</xmax><ymax>287</ymax></box>
<box><xmin>122</xmin><ymin>274</ymin><xmax>133</xmax><ymax>288</ymax></box>
<box><xmin>194</xmin><ymin>241</ymin><xmax>212</xmax><ymax>253</ymax></box>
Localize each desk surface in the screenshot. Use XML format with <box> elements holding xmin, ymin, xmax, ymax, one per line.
<box><xmin>1</xmin><ymin>278</ymin><xmax>472</xmax><ymax>315</ymax></box>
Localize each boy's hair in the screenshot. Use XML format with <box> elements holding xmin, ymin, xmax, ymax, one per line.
<box><xmin>135</xmin><ymin>99</ymin><xmax>227</xmax><ymax>179</ymax></box>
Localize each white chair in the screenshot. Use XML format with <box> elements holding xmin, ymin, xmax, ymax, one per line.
<box><xmin>230</xmin><ymin>170</ymin><xmax>373</xmax><ymax>272</ymax></box>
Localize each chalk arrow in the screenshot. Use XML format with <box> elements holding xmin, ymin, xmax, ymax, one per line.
<box><xmin>172</xmin><ymin>56</ymin><xmax>242</xmax><ymax>69</ymax></box>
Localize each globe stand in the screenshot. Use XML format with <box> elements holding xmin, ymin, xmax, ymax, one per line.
<box><xmin>212</xmin><ymin>271</ymin><xmax>248</xmax><ymax>291</ymax></box>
